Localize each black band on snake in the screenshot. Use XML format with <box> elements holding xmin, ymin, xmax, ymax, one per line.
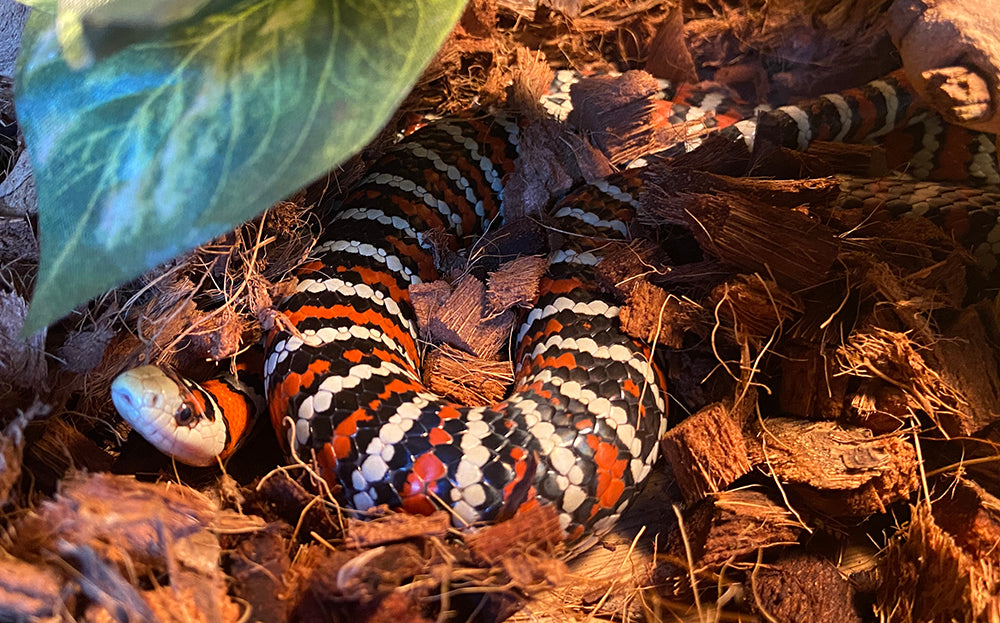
<box><xmin>110</xmin><ymin>69</ymin><xmax>1000</xmax><ymax>547</ymax></box>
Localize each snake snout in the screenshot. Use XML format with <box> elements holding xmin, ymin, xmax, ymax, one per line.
<box><xmin>110</xmin><ymin>375</ymin><xmax>141</xmax><ymax>418</ymax></box>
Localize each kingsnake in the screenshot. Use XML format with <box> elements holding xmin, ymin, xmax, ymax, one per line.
<box><xmin>111</xmin><ymin>69</ymin><xmax>1000</xmax><ymax>546</ymax></box>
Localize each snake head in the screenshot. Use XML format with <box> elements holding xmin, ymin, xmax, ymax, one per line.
<box><xmin>111</xmin><ymin>365</ymin><xmax>227</xmax><ymax>466</ymax></box>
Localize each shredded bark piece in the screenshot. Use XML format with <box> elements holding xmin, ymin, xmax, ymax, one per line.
<box><xmin>486</xmin><ymin>255</ymin><xmax>547</xmax><ymax>313</ymax></box>
<box><xmin>346</xmin><ymin>511</ymin><xmax>451</xmax><ymax>549</ymax></box>
<box><xmin>288</xmin><ymin>543</ymin><xmax>429</xmax><ymax>618</ymax></box>
<box><xmin>641</xmin><ymin>167</ymin><xmax>842</xmax><ymax>291</ymax></box>
<box><xmin>658</xmin><ymin>489</ymin><xmax>803</xmax><ymax>575</ymax></box>
<box><xmin>780</xmin><ymin>341</ymin><xmax>849</xmax><ymax>421</ymax></box>
<box><xmin>931</xmin><ymin>478</ymin><xmax>1000</xmax><ymax>559</ymax></box>
<box><xmin>749</xmin><ymin>417</ymin><xmax>919</xmax><ymax>517</ymax></box>
<box><xmin>0</xmin><ymin>556</ymin><xmax>62</xmax><ymax>621</ymax></box>
<box><xmin>466</xmin><ymin>503</ymin><xmax>563</xmax><ymax>564</ymax></box>
<box><xmin>250</xmin><ymin>470</ymin><xmax>342</xmax><ymax>542</ymax></box>
<box><xmin>644</xmin><ymin>6</ymin><xmax>697</xmax><ymax>83</ymax></box>
<box><xmin>423</xmin><ymin>276</ymin><xmax>516</xmax><ymax>359</ymax></box>
<box><xmin>0</xmin><ymin>291</ymin><xmax>47</xmax><ymax>393</ymax></box>
<box><xmin>594</xmin><ymin>239</ymin><xmax>671</xmax><ymax>298</ymax></box>
<box><xmin>410</xmin><ymin>280</ymin><xmax>453</xmax><ymax>334</ymax></box>
<box><xmin>424</xmin><ymin>343</ymin><xmax>513</xmax><ymax>406</ymax></box>
<box><xmin>837</xmin><ymin>328</ymin><xmax>976</xmax><ymax>437</ymax></box>
<box><xmin>660</xmin><ymin>402</ymin><xmax>752</xmax><ymax>503</ymax></box>
<box><xmin>229</xmin><ymin>529</ymin><xmax>292</xmax><ymax>623</ymax></box>
<box><xmin>567</xmin><ymin>70</ymin><xmax>668</xmax><ymax>164</ymax></box>
<box><xmin>619</xmin><ymin>279</ymin><xmax>703</xmax><ymax>348</ymax></box>
<box><xmin>931</xmin><ymin>302</ymin><xmax>1000</xmax><ymax>434</ymax></box>
<box><xmin>503</xmin><ymin>116</ymin><xmax>612</xmax><ymax>220</ymax></box>
<box><xmin>751</xmin><ymin>554</ymin><xmax>863</xmax><ymax>623</ymax></box>
<box><xmin>878</xmin><ymin>505</ymin><xmax>1000</xmax><ymax>622</ymax></box>
<box><xmin>707</xmin><ymin>275</ymin><xmax>802</xmax><ymax>347</ymax></box>
<box><xmin>0</xmin><ymin>401</ymin><xmax>46</xmax><ymax>507</ymax></box>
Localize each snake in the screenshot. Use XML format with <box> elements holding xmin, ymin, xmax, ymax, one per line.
<box><xmin>110</xmin><ymin>68</ymin><xmax>1000</xmax><ymax>546</ymax></box>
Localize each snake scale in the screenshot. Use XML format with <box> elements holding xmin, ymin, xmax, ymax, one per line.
<box><xmin>111</xmin><ymin>68</ymin><xmax>1000</xmax><ymax>547</ymax></box>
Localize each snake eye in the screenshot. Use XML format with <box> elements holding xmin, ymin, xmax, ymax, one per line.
<box><xmin>175</xmin><ymin>404</ymin><xmax>197</xmax><ymax>427</ymax></box>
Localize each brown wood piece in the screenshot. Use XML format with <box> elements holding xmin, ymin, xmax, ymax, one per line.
<box><xmin>423</xmin><ymin>343</ymin><xmax>513</xmax><ymax>406</ymax></box>
<box><xmin>660</xmin><ymin>402</ymin><xmax>752</xmax><ymax>503</ymax></box>
<box><xmin>251</xmin><ymin>470</ymin><xmax>342</xmax><ymax>541</ymax></box>
<box><xmin>594</xmin><ymin>239</ymin><xmax>670</xmax><ymax>298</ymax></box>
<box><xmin>619</xmin><ymin>279</ymin><xmax>703</xmax><ymax>348</ymax></box>
<box><xmin>780</xmin><ymin>341</ymin><xmax>849</xmax><ymax>421</ymax></box>
<box><xmin>567</xmin><ymin>70</ymin><xmax>677</xmax><ymax>164</ymax></box>
<box><xmin>289</xmin><ymin>543</ymin><xmax>429</xmax><ymax>618</ymax></box>
<box><xmin>659</xmin><ymin>489</ymin><xmax>803</xmax><ymax>573</ymax></box>
<box><xmin>644</xmin><ymin>6</ymin><xmax>698</xmax><ymax>83</ymax></box>
<box><xmin>931</xmin><ymin>478</ymin><xmax>1000</xmax><ymax>559</ymax></box>
<box><xmin>930</xmin><ymin>302</ymin><xmax>1000</xmax><ymax>435</ymax></box>
<box><xmin>837</xmin><ymin>328</ymin><xmax>978</xmax><ymax>438</ymax></box>
<box><xmin>228</xmin><ymin>529</ymin><xmax>293</xmax><ymax>623</ymax></box>
<box><xmin>486</xmin><ymin>255</ymin><xmax>548</xmax><ymax>313</ymax></box>
<box><xmin>751</xmin><ymin>554</ymin><xmax>864</xmax><ymax>623</ymax></box>
<box><xmin>877</xmin><ymin>505</ymin><xmax>999</xmax><ymax>622</ymax></box>
<box><xmin>409</xmin><ymin>280</ymin><xmax>452</xmax><ymax>335</ymax></box>
<box><xmin>890</xmin><ymin>0</ymin><xmax>1000</xmax><ymax>133</ymax></box>
<box><xmin>465</xmin><ymin>502</ymin><xmax>564</xmax><ymax>564</ymax></box>
<box><xmin>641</xmin><ymin>167</ymin><xmax>842</xmax><ymax>291</ymax></box>
<box><xmin>748</xmin><ymin>418</ymin><xmax>919</xmax><ymax>517</ymax></box>
<box><xmin>806</xmin><ymin>140</ymin><xmax>890</xmax><ymax>177</ymax></box>
<box><xmin>346</xmin><ymin>511</ymin><xmax>451</xmax><ymax>549</ymax></box>
<box><xmin>847</xmin><ymin>379</ymin><xmax>914</xmax><ymax>434</ymax></box>
<box><xmin>707</xmin><ymin>275</ymin><xmax>802</xmax><ymax>347</ymax></box>
<box><xmin>424</xmin><ymin>276</ymin><xmax>515</xmax><ymax>359</ymax></box>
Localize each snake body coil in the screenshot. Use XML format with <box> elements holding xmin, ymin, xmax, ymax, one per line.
<box><xmin>111</xmin><ymin>71</ymin><xmax>999</xmax><ymax>544</ymax></box>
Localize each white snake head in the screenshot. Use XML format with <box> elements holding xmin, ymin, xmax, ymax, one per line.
<box><xmin>111</xmin><ymin>365</ymin><xmax>228</xmax><ymax>466</ymax></box>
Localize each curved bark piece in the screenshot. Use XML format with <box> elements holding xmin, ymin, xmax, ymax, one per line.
<box><xmin>889</xmin><ymin>0</ymin><xmax>1000</xmax><ymax>134</ymax></box>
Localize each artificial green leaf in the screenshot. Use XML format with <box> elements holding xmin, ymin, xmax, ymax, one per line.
<box><xmin>15</xmin><ymin>0</ymin><xmax>57</xmax><ymax>12</ymax></box>
<box><xmin>55</xmin><ymin>0</ymin><xmax>214</xmax><ymax>27</ymax></box>
<box><xmin>49</xmin><ymin>0</ymin><xmax>217</xmax><ymax>68</ymax></box>
<box><xmin>17</xmin><ymin>0</ymin><xmax>469</xmax><ymax>332</ymax></box>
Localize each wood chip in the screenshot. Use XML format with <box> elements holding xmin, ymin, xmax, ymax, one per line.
<box><xmin>229</xmin><ymin>529</ymin><xmax>292</xmax><ymax>623</ymax></box>
<box><xmin>707</xmin><ymin>275</ymin><xmax>802</xmax><ymax>346</ymax></box>
<box><xmin>749</xmin><ymin>418</ymin><xmax>919</xmax><ymax>517</ymax></box>
<box><xmin>251</xmin><ymin>470</ymin><xmax>341</xmax><ymax>542</ymax></box>
<box><xmin>409</xmin><ymin>280</ymin><xmax>453</xmax><ymax>332</ymax></box>
<box><xmin>0</xmin><ymin>556</ymin><xmax>63</xmax><ymax>621</ymax></box>
<box><xmin>0</xmin><ymin>151</ymin><xmax>37</xmax><ymax>217</ymax></box>
<box><xmin>466</xmin><ymin>503</ymin><xmax>563</xmax><ymax>564</ymax></box>
<box><xmin>567</xmin><ymin>70</ymin><xmax>674</xmax><ymax>164</ymax></box>
<box><xmin>931</xmin><ymin>302</ymin><xmax>1000</xmax><ymax>434</ymax></box>
<box><xmin>931</xmin><ymin>478</ymin><xmax>1000</xmax><ymax>559</ymax></box>
<box><xmin>594</xmin><ymin>239</ymin><xmax>671</xmax><ymax>299</ymax></box>
<box><xmin>659</xmin><ymin>489</ymin><xmax>803</xmax><ymax>573</ymax></box>
<box><xmin>660</xmin><ymin>402</ymin><xmax>752</xmax><ymax>503</ymax></box>
<box><xmin>290</xmin><ymin>543</ymin><xmax>427</xmax><ymax>610</ymax></box>
<box><xmin>423</xmin><ymin>276</ymin><xmax>516</xmax><ymax>359</ymax></box>
<box><xmin>641</xmin><ymin>167</ymin><xmax>842</xmax><ymax>291</ymax></box>
<box><xmin>486</xmin><ymin>255</ymin><xmax>547</xmax><ymax>313</ymax></box>
<box><xmin>0</xmin><ymin>401</ymin><xmax>46</xmax><ymax>506</ymax></box>
<box><xmin>837</xmin><ymin>328</ymin><xmax>977</xmax><ymax>437</ymax></box>
<box><xmin>779</xmin><ymin>341</ymin><xmax>849</xmax><ymax>421</ymax></box>
<box><xmin>424</xmin><ymin>344</ymin><xmax>513</xmax><ymax>406</ymax></box>
<box><xmin>346</xmin><ymin>511</ymin><xmax>451</xmax><ymax>549</ymax></box>
<box><xmin>751</xmin><ymin>554</ymin><xmax>863</xmax><ymax>622</ymax></box>
<box><xmin>14</xmin><ymin>472</ymin><xmax>264</xmax><ymax>577</ymax></box>
<box><xmin>878</xmin><ymin>506</ymin><xmax>1000</xmax><ymax>622</ymax></box>
<box><xmin>644</xmin><ymin>6</ymin><xmax>697</xmax><ymax>82</ymax></box>
<box><xmin>0</xmin><ymin>291</ymin><xmax>47</xmax><ymax>391</ymax></box>
<box><xmin>619</xmin><ymin>279</ymin><xmax>703</xmax><ymax>348</ymax></box>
